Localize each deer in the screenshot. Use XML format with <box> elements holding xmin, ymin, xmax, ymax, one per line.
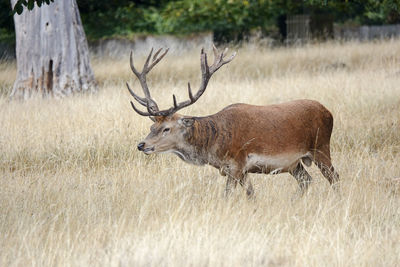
<box><xmin>126</xmin><ymin>45</ymin><xmax>339</xmax><ymax>198</ymax></box>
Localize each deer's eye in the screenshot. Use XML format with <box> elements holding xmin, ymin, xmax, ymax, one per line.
<box><xmin>163</xmin><ymin>128</ymin><xmax>170</xmax><ymax>133</ymax></box>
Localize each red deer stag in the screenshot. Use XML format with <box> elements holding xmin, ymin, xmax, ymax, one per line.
<box><xmin>126</xmin><ymin>46</ymin><xmax>339</xmax><ymax>197</ymax></box>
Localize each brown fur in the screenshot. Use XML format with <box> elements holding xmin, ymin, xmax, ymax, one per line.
<box><xmin>138</xmin><ymin>99</ymin><xmax>339</xmax><ymax>197</ymax></box>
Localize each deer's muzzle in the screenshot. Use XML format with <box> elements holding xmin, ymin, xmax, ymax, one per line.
<box><xmin>137</xmin><ymin>142</ymin><xmax>145</xmax><ymax>151</ymax></box>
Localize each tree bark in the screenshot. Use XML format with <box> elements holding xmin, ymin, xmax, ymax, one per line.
<box><xmin>10</xmin><ymin>0</ymin><xmax>96</xmax><ymax>99</ymax></box>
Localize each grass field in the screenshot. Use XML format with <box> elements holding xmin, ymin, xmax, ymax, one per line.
<box><xmin>1</xmin><ymin>40</ymin><xmax>400</xmax><ymax>266</ymax></box>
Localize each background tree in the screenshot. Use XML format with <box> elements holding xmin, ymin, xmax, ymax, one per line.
<box><xmin>10</xmin><ymin>0</ymin><xmax>96</xmax><ymax>99</ymax></box>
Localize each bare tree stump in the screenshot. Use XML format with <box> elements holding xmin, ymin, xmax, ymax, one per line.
<box><xmin>10</xmin><ymin>0</ymin><xmax>96</xmax><ymax>99</ymax></box>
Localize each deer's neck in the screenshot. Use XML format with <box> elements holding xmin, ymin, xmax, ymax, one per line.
<box><xmin>176</xmin><ymin>117</ymin><xmax>226</xmax><ymax>166</ymax></box>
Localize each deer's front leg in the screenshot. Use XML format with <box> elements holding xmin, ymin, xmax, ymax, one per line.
<box><xmin>222</xmin><ymin>164</ymin><xmax>244</xmax><ymax>197</ymax></box>
<box><xmin>224</xmin><ymin>175</ymin><xmax>238</xmax><ymax>197</ymax></box>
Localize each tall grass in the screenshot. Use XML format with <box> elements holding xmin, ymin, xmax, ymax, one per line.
<box><xmin>1</xmin><ymin>40</ymin><xmax>400</xmax><ymax>266</ymax></box>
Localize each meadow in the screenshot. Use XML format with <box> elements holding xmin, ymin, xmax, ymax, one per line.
<box><xmin>0</xmin><ymin>39</ymin><xmax>400</xmax><ymax>266</ymax></box>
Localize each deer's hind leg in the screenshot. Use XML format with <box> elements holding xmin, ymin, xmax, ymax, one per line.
<box><xmin>313</xmin><ymin>145</ymin><xmax>340</xmax><ymax>192</ymax></box>
<box><xmin>239</xmin><ymin>173</ymin><xmax>254</xmax><ymax>198</ymax></box>
<box><xmin>222</xmin><ymin>164</ymin><xmax>254</xmax><ymax>197</ymax></box>
<box><xmin>289</xmin><ymin>162</ymin><xmax>313</xmax><ymax>198</ymax></box>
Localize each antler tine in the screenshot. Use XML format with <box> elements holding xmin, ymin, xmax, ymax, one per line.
<box><xmin>212</xmin><ymin>44</ymin><xmax>219</xmax><ymax>60</ymax></box>
<box><xmin>173</xmin><ymin>94</ymin><xmax>178</xmax><ymax>109</ymax></box>
<box><xmin>200</xmin><ymin>48</ymin><xmax>209</xmax><ymax>77</ymax></box>
<box><xmin>126</xmin><ymin>82</ymin><xmax>147</xmax><ymax>106</ymax></box>
<box><xmin>153</xmin><ymin>48</ymin><xmax>162</xmax><ymax>61</ymax></box>
<box><xmin>210</xmin><ymin>45</ymin><xmax>223</xmax><ymax>65</ymax></box>
<box><xmin>187</xmin><ymin>82</ymin><xmax>194</xmax><ymax>101</ymax></box>
<box><xmin>130</xmin><ymin>101</ymin><xmax>152</xmax><ymax>116</ymax></box>
<box><xmin>143</xmin><ymin>48</ymin><xmax>154</xmax><ymax>73</ymax></box>
<box><xmin>209</xmin><ymin>46</ymin><xmax>236</xmax><ymax>73</ymax></box>
<box><xmin>129</xmin><ymin>51</ymin><xmax>140</xmax><ymax>76</ymax></box>
<box><xmin>216</xmin><ymin>46</ymin><xmax>224</xmax><ymax>63</ymax></box>
<box><xmin>225</xmin><ymin>51</ymin><xmax>237</xmax><ymax>63</ymax></box>
<box><xmin>223</xmin><ymin>47</ymin><xmax>228</xmax><ymax>57</ymax></box>
<box><xmin>148</xmin><ymin>48</ymin><xmax>169</xmax><ymax>72</ymax></box>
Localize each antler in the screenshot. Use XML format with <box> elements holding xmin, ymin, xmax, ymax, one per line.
<box><xmin>126</xmin><ymin>48</ymin><xmax>169</xmax><ymax>115</ymax></box>
<box><xmin>127</xmin><ymin>44</ymin><xmax>236</xmax><ymax>117</ymax></box>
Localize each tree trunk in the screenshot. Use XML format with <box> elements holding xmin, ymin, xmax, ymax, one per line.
<box><xmin>10</xmin><ymin>0</ymin><xmax>96</xmax><ymax>99</ymax></box>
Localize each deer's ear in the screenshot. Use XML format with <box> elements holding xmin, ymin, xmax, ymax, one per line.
<box><xmin>179</xmin><ymin>118</ymin><xmax>195</xmax><ymax>127</ymax></box>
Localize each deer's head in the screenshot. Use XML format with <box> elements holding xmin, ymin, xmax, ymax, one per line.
<box><xmin>126</xmin><ymin>46</ymin><xmax>235</xmax><ymax>155</ymax></box>
<box><xmin>136</xmin><ymin>114</ymin><xmax>195</xmax><ymax>154</ymax></box>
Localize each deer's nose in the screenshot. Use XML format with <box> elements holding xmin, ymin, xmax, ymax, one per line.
<box><xmin>137</xmin><ymin>142</ymin><xmax>145</xmax><ymax>151</ymax></box>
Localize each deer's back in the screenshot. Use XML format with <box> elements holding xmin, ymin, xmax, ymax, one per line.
<box><xmin>212</xmin><ymin>99</ymin><xmax>333</xmax><ymax>157</ymax></box>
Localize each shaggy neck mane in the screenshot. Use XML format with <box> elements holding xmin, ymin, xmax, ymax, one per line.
<box><xmin>190</xmin><ymin>117</ymin><xmax>219</xmax><ymax>148</ymax></box>
<box><xmin>176</xmin><ymin>117</ymin><xmax>221</xmax><ymax>165</ymax></box>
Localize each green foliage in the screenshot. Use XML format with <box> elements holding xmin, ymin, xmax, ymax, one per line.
<box><xmin>302</xmin><ymin>0</ymin><xmax>400</xmax><ymax>25</ymax></box>
<box><xmin>78</xmin><ymin>0</ymin><xmax>165</xmax><ymax>40</ymax></box>
<box><xmin>78</xmin><ymin>0</ymin><xmax>400</xmax><ymax>41</ymax></box>
<box><xmin>12</xmin><ymin>0</ymin><xmax>55</xmax><ymax>14</ymax></box>
<box><xmin>1</xmin><ymin>0</ymin><xmax>400</xmax><ymax>44</ymax></box>
<box><xmin>159</xmin><ymin>1</ymin><xmax>255</xmax><ymax>32</ymax></box>
<box><xmin>154</xmin><ymin>0</ymin><xmax>286</xmax><ymax>42</ymax></box>
<box><xmin>363</xmin><ymin>0</ymin><xmax>400</xmax><ymax>24</ymax></box>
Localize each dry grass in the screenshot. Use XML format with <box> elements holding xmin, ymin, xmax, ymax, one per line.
<box><xmin>1</xmin><ymin>40</ymin><xmax>400</xmax><ymax>266</ymax></box>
